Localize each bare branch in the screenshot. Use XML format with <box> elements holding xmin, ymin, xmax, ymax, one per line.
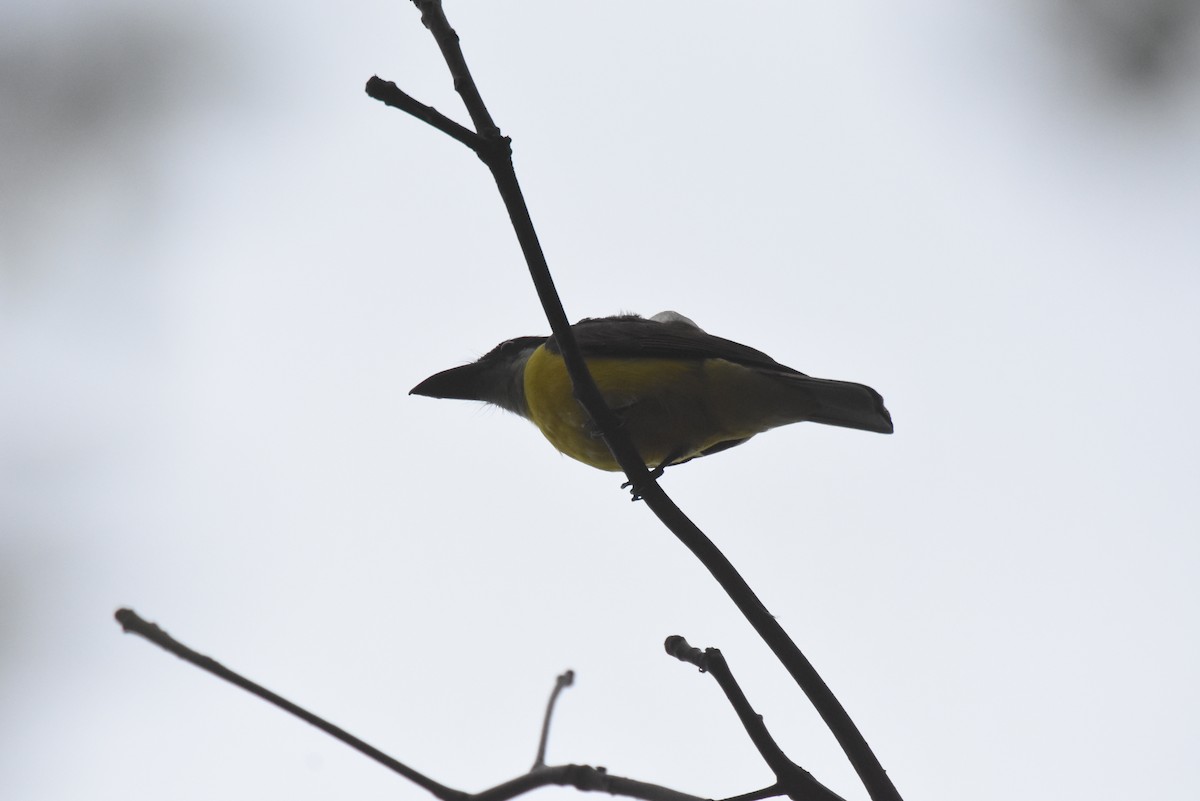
<box><xmin>714</xmin><ymin>785</ymin><xmax>785</xmax><ymax>801</ymax></box>
<box><xmin>116</xmin><ymin>609</ymin><xmax>704</xmax><ymax>801</ymax></box>
<box><xmin>666</xmin><ymin>637</ymin><xmax>848</xmax><ymax>801</ymax></box>
<box><xmin>534</xmin><ymin>670</ymin><xmax>575</xmax><ymax>769</ymax></box>
<box><xmin>664</xmin><ymin>636</ymin><xmax>706</xmax><ymax>669</ymax></box>
<box><xmin>365</xmin><ymin>76</ymin><xmax>481</xmax><ymax>152</ymax></box>
<box><xmin>408</xmin><ymin>0</ymin><xmax>500</xmax><ymax>138</ymax></box>
<box><xmin>114</xmin><ymin>609</ymin><xmax>467</xmax><ymax>801</ymax></box>
<box><xmin>643</xmin><ymin>494</ymin><xmax>901</xmax><ymax>801</ymax></box>
<box><xmin>477</xmin><ymin>765</ymin><xmax>704</xmax><ymax>801</ymax></box>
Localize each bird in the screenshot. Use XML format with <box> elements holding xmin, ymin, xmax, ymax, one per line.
<box><xmin>410</xmin><ymin>311</ymin><xmax>893</xmax><ymax>472</ymax></box>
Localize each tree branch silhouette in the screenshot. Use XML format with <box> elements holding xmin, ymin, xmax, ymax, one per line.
<box><xmin>114</xmin><ymin>608</ymin><xmax>465</xmax><ymax>801</ymax></box>
<box><xmin>666</xmin><ymin>636</ymin><xmax>848</xmax><ymax>801</ymax></box>
<box><xmin>367</xmin><ymin>3</ymin><xmax>904</xmax><ymax>801</ymax></box>
<box><xmin>114</xmin><ymin>609</ymin><xmax>703</xmax><ymax>801</ymax></box>
<box><xmin>533</xmin><ymin>669</ymin><xmax>574</xmax><ymax>769</ymax></box>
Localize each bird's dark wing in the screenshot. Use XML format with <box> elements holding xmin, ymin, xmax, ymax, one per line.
<box><xmin>547</xmin><ymin>315</ymin><xmax>803</xmax><ymax>375</ymax></box>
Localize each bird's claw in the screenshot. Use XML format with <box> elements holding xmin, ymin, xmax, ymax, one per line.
<box><xmin>621</xmin><ymin>466</ymin><xmax>665</xmax><ymax>501</ymax></box>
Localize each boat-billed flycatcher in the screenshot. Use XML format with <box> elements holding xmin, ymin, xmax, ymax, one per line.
<box><xmin>411</xmin><ymin>311</ymin><xmax>893</xmax><ymax>471</ymax></box>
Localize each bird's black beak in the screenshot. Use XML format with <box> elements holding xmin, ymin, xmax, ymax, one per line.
<box><xmin>410</xmin><ymin>362</ymin><xmax>491</xmax><ymax>401</ymax></box>
<box><xmin>410</xmin><ymin>335</ymin><xmax>542</xmax><ymax>416</ymax></box>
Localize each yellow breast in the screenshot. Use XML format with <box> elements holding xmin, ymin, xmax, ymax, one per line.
<box><xmin>522</xmin><ymin>345</ymin><xmax>761</xmax><ymax>471</ymax></box>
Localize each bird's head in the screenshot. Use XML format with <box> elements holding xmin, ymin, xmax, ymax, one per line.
<box><xmin>410</xmin><ymin>335</ymin><xmax>545</xmax><ymax>417</ymax></box>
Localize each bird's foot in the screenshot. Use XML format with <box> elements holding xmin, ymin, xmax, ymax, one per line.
<box><xmin>620</xmin><ymin>465</ymin><xmax>665</xmax><ymax>502</ymax></box>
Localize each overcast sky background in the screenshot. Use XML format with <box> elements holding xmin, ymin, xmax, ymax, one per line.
<box><xmin>3</xmin><ymin>2</ymin><xmax>1199</xmax><ymax>800</ymax></box>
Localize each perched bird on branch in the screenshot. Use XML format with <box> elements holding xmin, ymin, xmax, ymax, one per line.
<box><xmin>411</xmin><ymin>311</ymin><xmax>892</xmax><ymax>472</ymax></box>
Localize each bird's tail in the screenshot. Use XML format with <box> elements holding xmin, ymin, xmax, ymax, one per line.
<box><xmin>772</xmin><ymin>373</ymin><xmax>894</xmax><ymax>434</ymax></box>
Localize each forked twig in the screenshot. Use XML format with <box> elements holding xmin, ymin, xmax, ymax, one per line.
<box><xmin>666</xmin><ymin>636</ymin><xmax>847</xmax><ymax>801</ymax></box>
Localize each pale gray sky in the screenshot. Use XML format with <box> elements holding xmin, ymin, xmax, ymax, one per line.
<box><xmin>3</xmin><ymin>2</ymin><xmax>1199</xmax><ymax>800</ymax></box>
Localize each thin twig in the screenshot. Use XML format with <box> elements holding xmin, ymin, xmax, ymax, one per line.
<box><xmin>409</xmin><ymin>0</ymin><xmax>500</xmax><ymax>139</ymax></box>
<box><xmin>477</xmin><ymin>765</ymin><xmax>704</xmax><ymax>801</ymax></box>
<box><xmin>714</xmin><ymin>785</ymin><xmax>785</xmax><ymax>801</ymax></box>
<box><xmin>114</xmin><ymin>609</ymin><xmax>468</xmax><ymax>801</ymax></box>
<box><xmin>365</xmin><ymin>76</ymin><xmax>481</xmax><ymax>151</ymax></box>
<box><xmin>534</xmin><ymin>670</ymin><xmax>575</xmax><ymax>769</ymax></box>
<box><xmin>665</xmin><ymin>637</ymin><xmax>848</xmax><ymax>801</ymax></box>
